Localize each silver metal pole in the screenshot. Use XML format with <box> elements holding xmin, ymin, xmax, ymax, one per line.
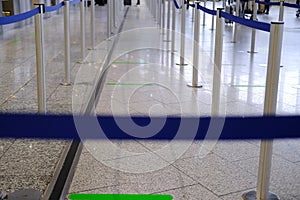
<box><xmin>113</xmin><ymin>0</ymin><xmax>116</xmax><ymax>28</ymax></box>
<box><xmin>167</xmin><ymin>0</ymin><xmax>171</xmax><ymax>41</ymax></box>
<box><xmin>242</xmin><ymin>22</ymin><xmax>283</xmax><ymax>200</ymax></box>
<box><xmin>80</xmin><ymin>0</ymin><xmax>86</xmax><ymax>61</ymax></box>
<box><xmin>212</xmin><ymin>8</ymin><xmax>223</xmax><ymax>115</ymax></box>
<box><xmin>91</xmin><ymin>0</ymin><xmax>95</xmax><ymax>49</ymax></box>
<box><xmin>171</xmin><ymin>0</ymin><xmax>176</xmax><ymax>53</ymax></box>
<box><xmin>156</xmin><ymin>0</ymin><xmax>159</xmax><ymax>23</ymax></box>
<box><xmin>159</xmin><ymin>0</ymin><xmax>162</xmax><ymax>27</ymax></box>
<box><xmin>177</xmin><ymin>0</ymin><xmax>187</xmax><ymax>66</ymax></box>
<box><xmin>257</xmin><ymin>21</ymin><xmax>284</xmax><ymax>200</ymax></box>
<box><xmin>63</xmin><ymin>0</ymin><xmax>71</xmax><ymax>86</ymax></box>
<box><xmin>107</xmin><ymin>0</ymin><xmax>111</xmax><ymax>38</ymax></box>
<box><xmin>233</xmin><ymin>0</ymin><xmax>239</xmax><ymax>42</ymax></box>
<box><xmin>163</xmin><ymin>0</ymin><xmax>166</xmax><ymax>30</ymax></box>
<box><xmin>248</xmin><ymin>1</ymin><xmax>257</xmax><ymax>53</ymax></box>
<box><xmin>188</xmin><ymin>1</ymin><xmax>202</xmax><ymax>88</ymax></box>
<box><xmin>211</xmin><ymin>0</ymin><xmax>215</xmax><ymax>30</ymax></box>
<box><xmin>192</xmin><ymin>0</ymin><xmax>195</xmax><ymax>22</ymax></box>
<box><xmin>33</xmin><ymin>1</ymin><xmax>46</xmax><ymax>113</ymax></box>
<box><xmin>279</xmin><ymin>0</ymin><xmax>284</xmax><ymax>21</ymax></box>
<box><xmin>203</xmin><ymin>0</ymin><xmax>207</xmax><ymax>25</ymax></box>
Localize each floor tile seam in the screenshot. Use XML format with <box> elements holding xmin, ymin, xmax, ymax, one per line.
<box><xmin>0</xmin><ymin>54</ymin><xmax>36</xmax><ymax>79</ymax></box>
<box><xmin>0</xmin><ymin>74</ymin><xmax>35</xmax><ymax>106</ymax></box>
<box><xmin>0</xmin><ymin>139</ymin><xmax>16</xmax><ymax>160</ymax></box>
<box><xmin>67</xmin><ymin>183</ymin><xmax>121</xmax><ymax>194</ymax></box>
<box><xmin>271</xmin><ymin>152</ymin><xmax>300</xmax><ymax>165</ymax></box>
<box><xmin>150</xmin><ymin>182</ymin><xmax>207</xmax><ymax>195</ymax></box>
<box><xmin>168</xmin><ymin>162</ymin><xmax>221</xmax><ymax>197</ymax></box>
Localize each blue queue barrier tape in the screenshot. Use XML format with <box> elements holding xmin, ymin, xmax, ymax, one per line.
<box><xmin>173</xmin><ymin>0</ymin><xmax>182</xmax><ymax>9</ymax></box>
<box><xmin>198</xmin><ymin>4</ymin><xmax>217</xmax><ymax>16</ymax></box>
<box><xmin>0</xmin><ymin>7</ymin><xmax>39</xmax><ymax>26</ymax></box>
<box><xmin>45</xmin><ymin>2</ymin><xmax>64</xmax><ymax>13</ymax></box>
<box><xmin>188</xmin><ymin>2</ymin><xmax>195</xmax><ymax>8</ymax></box>
<box><xmin>0</xmin><ymin>114</ymin><xmax>300</xmax><ymax>140</ymax></box>
<box><xmin>284</xmin><ymin>2</ymin><xmax>300</xmax><ymax>9</ymax></box>
<box><xmin>255</xmin><ymin>0</ymin><xmax>280</xmax><ymax>6</ymax></box>
<box><xmin>70</xmin><ymin>0</ymin><xmax>81</xmax><ymax>5</ymax></box>
<box><xmin>221</xmin><ymin>11</ymin><xmax>270</xmax><ymax>32</ymax></box>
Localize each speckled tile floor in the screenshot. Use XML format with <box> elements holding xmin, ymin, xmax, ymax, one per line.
<box><xmin>69</xmin><ymin>1</ymin><xmax>300</xmax><ymax>200</ymax></box>
<box><xmin>0</xmin><ymin>3</ymin><xmax>117</xmax><ymax>197</ymax></box>
<box><xmin>1</xmin><ymin>0</ymin><xmax>300</xmax><ymax>200</ymax></box>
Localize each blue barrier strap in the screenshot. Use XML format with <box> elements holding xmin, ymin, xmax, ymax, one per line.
<box><xmin>173</xmin><ymin>0</ymin><xmax>182</xmax><ymax>9</ymax></box>
<box><xmin>0</xmin><ymin>114</ymin><xmax>300</xmax><ymax>140</ymax></box>
<box><xmin>188</xmin><ymin>3</ymin><xmax>195</xmax><ymax>8</ymax></box>
<box><xmin>45</xmin><ymin>2</ymin><xmax>64</xmax><ymax>13</ymax></box>
<box><xmin>198</xmin><ymin>4</ymin><xmax>217</xmax><ymax>16</ymax></box>
<box><xmin>70</xmin><ymin>0</ymin><xmax>81</xmax><ymax>5</ymax></box>
<box><xmin>284</xmin><ymin>2</ymin><xmax>300</xmax><ymax>9</ymax></box>
<box><xmin>0</xmin><ymin>8</ymin><xmax>39</xmax><ymax>26</ymax></box>
<box><xmin>255</xmin><ymin>0</ymin><xmax>280</xmax><ymax>6</ymax></box>
<box><xmin>221</xmin><ymin>11</ymin><xmax>270</xmax><ymax>32</ymax></box>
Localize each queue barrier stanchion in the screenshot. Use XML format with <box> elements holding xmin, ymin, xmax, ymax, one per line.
<box><xmin>80</xmin><ymin>0</ymin><xmax>86</xmax><ymax>62</ymax></box>
<box><xmin>90</xmin><ymin>0</ymin><xmax>95</xmax><ymax>50</ymax></box>
<box><xmin>211</xmin><ymin>0</ymin><xmax>215</xmax><ymax>30</ymax></box>
<box><xmin>159</xmin><ymin>0</ymin><xmax>162</xmax><ymax>27</ymax></box>
<box><xmin>166</xmin><ymin>0</ymin><xmax>171</xmax><ymax>42</ymax></box>
<box><xmin>248</xmin><ymin>1</ymin><xmax>258</xmax><ymax>53</ymax></box>
<box><xmin>107</xmin><ymin>0</ymin><xmax>111</xmax><ymax>38</ymax></box>
<box><xmin>33</xmin><ymin>0</ymin><xmax>46</xmax><ymax>114</ymax></box>
<box><xmin>157</xmin><ymin>0</ymin><xmax>160</xmax><ymax>24</ymax></box>
<box><xmin>232</xmin><ymin>0</ymin><xmax>240</xmax><ymax>43</ymax></box>
<box><xmin>62</xmin><ymin>0</ymin><xmax>71</xmax><ymax>86</ymax></box>
<box><xmin>171</xmin><ymin>0</ymin><xmax>176</xmax><ymax>53</ymax></box>
<box><xmin>212</xmin><ymin>8</ymin><xmax>223</xmax><ymax>115</ymax></box>
<box><xmin>192</xmin><ymin>0</ymin><xmax>195</xmax><ymax>22</ymax></box>
<box><xmin>113</xmin><ymin>0</ymin><xmax>116</xmax><ymax>28</ymax></box>
<box><xmin>242</xmin><ymin>21</ymin><xmax>284</xmax><ymax>200</ymax></box>
<box><xmin>188</xmin><ymin>1</ymin><xmax>203</xmax><ymax>88</ymax></box>
<box><xmin>176</xmin><ymin>0</ymin><xmax>188</xmax><ymax>66</ymax></box>
<box><xmin>162</xmin><ymin>0</ymin><xmax>166</xmax><ymax>31</ymax></box>
<box><xmin>203</xmin><ymin>0</ymin><xmax>206</xmax><ymax>25</ymax></box>
<box><xmin>279</xmin><ymin>0</ymin><xmax>284</xmax><ymax>21</ymax></box>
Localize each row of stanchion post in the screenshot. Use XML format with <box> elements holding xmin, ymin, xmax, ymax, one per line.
<box><xmin>146</xmin><ymin>1</ymin><xmax>284</xmax><ymax>200</ymax></box>
<box><xmin>33</xmin><ymin>0</ymin><xmax>121</xmax><ymax>114</ymax></box>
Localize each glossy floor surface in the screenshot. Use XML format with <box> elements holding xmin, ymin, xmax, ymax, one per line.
<box><xmin>1</xmin><ymin>1</ymin><xmax>300</xmax><ymax>199</ymax></box>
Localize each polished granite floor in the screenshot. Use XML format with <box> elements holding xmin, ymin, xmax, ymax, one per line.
<box><xmin>1</xmin><ymin>0</ymin><xmax>300</xmax><ymax>200</ymax></box>
<box><xmin>69</xmin><ymin>1</ymin><xmax>300</xmax><ymax>200</ymax></box>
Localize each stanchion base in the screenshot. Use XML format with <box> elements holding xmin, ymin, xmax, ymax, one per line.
<box><xmin>60</xmin><ymin>82</ymin><xmax>71</xmax><ymax>86</ymax></box>
<box><xmin>77</xmin><ymin>60</ymin><xmax>87</xmax><ymax>64</ymax></box>
<box><xmin>187</xmin><ymin>83</ymin><xmax>203</xmax><ymax>88</ymax></box>
<box><xmin>247</xmin><ymin>51</ymin><xmax>258</xmax><ymax>54</ymax></box>
<box><xmin>242</xmin><ymin>190</ymin><xmax>280</xmax><ymax>200</ymax></box>
<box><xmin>176</xmin><ymin>63</ymin><xmax>188</xmax><ymax>66</ymax></box>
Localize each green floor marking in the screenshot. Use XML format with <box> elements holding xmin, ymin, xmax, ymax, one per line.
<box><xmin>112</xmin><ymin>61</ymin><xmax>148</xmax><ymax>65</ymax></box>
<box><xmin>68</xmin><ymin>194</ymin><xmax>173</xmax><ymax>200</ymax></box>
<box><xmin>10</xmin><ymin>39</ymin><xmax>21</xmax><ymax>45</ymax></box>
<box><xmin>231</xmin><ymin>84</ymin><xmax>265</xmax><ymax>88</ymax></box>
<box><xmin>106</xmin><ymin>82</ymin><xmax>154</xmax><ymax>86</ymax></box>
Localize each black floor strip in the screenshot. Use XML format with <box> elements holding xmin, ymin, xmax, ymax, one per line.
<box><xmin>47</xmin><ymin>7</ymin><xmax>130</xmax><ymax>200</ymax></box>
